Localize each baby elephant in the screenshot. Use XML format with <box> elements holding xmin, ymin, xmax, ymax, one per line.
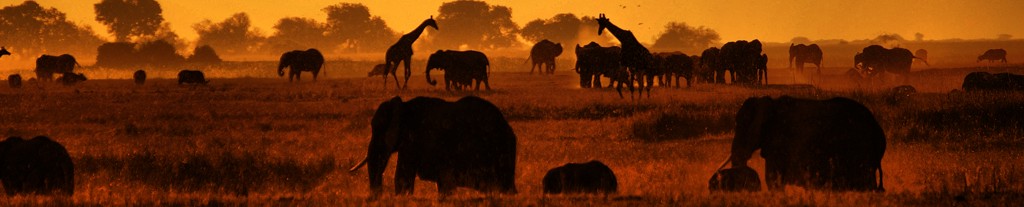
<box><xmin>543</xmin><ymin>160</ymin><xmax>618</xmax><ymax>194</ymax></box>
<box><xmin>134</xmin><ymin>70</ymin><xmax>147</xmax><ymax>85</ymax></box>
<box><xmin>368</xmin><ymin>63</ymin><xmax>388</xmax><ymax>77</ymax></box>
<box><xmin>8</xmin><ymin>74</ymin><xmax>22</xmax><ymax>88</ymax></box>
<box><xmin>178</xmin><ymin>70</ymin><xmax>209</xmax><ymax>85</ymax></box>
<box><xmin>0</xmin><ymin>136</ymin><xmax>75</xmax><ymax>195</ymax></box>
<box><xmin>57</xmin><ymin>73</ymin><xmax>87</xmax><ymax>86</ymax></box>
<box><xmin>709</xmin><ymin>166</ymin><xmax>761</xmax><ymax>192</ymax></box>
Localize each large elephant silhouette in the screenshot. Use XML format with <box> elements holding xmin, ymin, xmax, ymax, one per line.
<box><xmin>528</xmin><ymin>39</ymin><xmax>563</xmax><ymax>75</ymax></box>
<box><xmin>712</xmin><ymin>96</ymin><xmax>886</xmax><ymax>192</ymax></box>
<box><xmin>278</xmin><ymin>49</ymin><xmax>325</xmax><ymax>82</ymax></box>
<box><xmin>962</xmin><ymin>72</ymin><xmax>1024</xmax><ymax>91</ymax></box>
<box><xmin>425</xmin><ymin>50</ymin><xmax>491</xmax><ymax>91</ymax></box>
<box><xmin>720</xmin><ymin>40</ymin><xmax>763</xmax><ymax>85</ymax></box>
<box><xmin>978</xmin><ymin>49</ymin><xmax>1007</xmax><ymax>63</ymax></box>
<box><xmin>788</xmin><ymin>43</ymin><xmax>823</xmax><ymax>74</ymax></box>
<box><xmin>652</xmin><ymin>52</ymin><xmax>695</xmax><ymax>87</ymax></box>
<box><xmin>0</xmin><ymin>136</ymin><xmax>75</xmax><ymax>196</ymax></box>
<box><xmin>574</xmin><ymin>42</ymin><xmax>632</xmax><ymax>97</ymax></box>
<box><xmin>699</xmin><ymin>47</ymin><xmax>721</xmax><ymax>83</ymax></box>
<box><xmin>543</xmin><ymin>160</ymin><xmax>618</xmax><ymax>194</ymax></box>
<box><xmin>853</xmin><ymin>45</ymin><xmax>926</xmax><ymax>83</ymax></box>
<box><xmin>35</xmin><ymin>54</ymin><xmax>80</xmax><ymax>81</ymax></box>
<box><xmin>349</xmin><ymin>96</ymin><xmax>518</xmax><ymax>197</ymax></box>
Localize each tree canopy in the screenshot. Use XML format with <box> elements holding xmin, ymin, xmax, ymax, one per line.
<box><xmin>94</xmin><ymin>0</ymin><xmax>165</xmax><ymax>42</ymax></box>
<box><xmin>651</xmin><ymin>22</ymin><xmax>721</xmax><ymax>54</ymax></box>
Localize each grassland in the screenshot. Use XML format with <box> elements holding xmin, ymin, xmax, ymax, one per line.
<box><xmin>1</xmin><ymin>61</ymin><xmax>1023</xmax><ymax>206</ymax></box>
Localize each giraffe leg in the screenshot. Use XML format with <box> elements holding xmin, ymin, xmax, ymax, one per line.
<box><xmin>402</xmin><ymin>58</ymin><xmax>412</xmax><ymax>90</ymax></box>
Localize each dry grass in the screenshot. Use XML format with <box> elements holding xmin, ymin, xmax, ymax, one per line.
<box><xmin>0</xmin><ymin>63</ymin><xmax>1024</xmax><ymax>206</ymax></box>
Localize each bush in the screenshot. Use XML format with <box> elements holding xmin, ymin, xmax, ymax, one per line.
<box><xmin>187</xmin><ymin>45</ymin><xmax>223</xmax><ymax>63</ymax></box>
<box><xmin>630</xmin><ymin>110</ymin><xmax>734</xmax><ymax>141</ymax></box>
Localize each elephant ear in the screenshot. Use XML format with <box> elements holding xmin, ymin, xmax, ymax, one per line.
<box><xmin>383</xmin><ymin>97</ymin><xmax>405</xmax><ymax>151</ymax></box>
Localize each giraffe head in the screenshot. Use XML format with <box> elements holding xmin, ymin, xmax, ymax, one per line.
<box><xmin>424</xmin><ymin>16</ymin><xmax>439</xmax><ymax>30</ymax></box>
<box><xmin>596</xmin><ymin>14</ymin><xmax>610</xmax><ymax>36</ymax></box>
<box><xmin>0</xmin><ymin>47</ymin><xmax>9</xmax><ymax>58</ymax></box>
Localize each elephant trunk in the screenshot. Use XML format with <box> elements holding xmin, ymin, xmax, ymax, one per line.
<box><xmin>277</xmin><ymin>62</ymin><xmax>287</xmax><ymax>77</ymax></box>
<box><xmin>426</xmin><ymin>66</ymin><xmax>438</xmax><ymax>86</ymax></box>
<box><xmin>366</xmin><ymin>140</ymin><xmax>392</xmax><ymax>197</ymax></box>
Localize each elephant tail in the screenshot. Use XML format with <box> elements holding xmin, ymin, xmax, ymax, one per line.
<box><xmin>877</xmin><ymin>167</ymin><xmax>885</xmax><ymax>192</ymax></box>
<box><xmin>426</xmin><ymin>66</ymin><xmax>438</xmax><ymax>86</ymax></box>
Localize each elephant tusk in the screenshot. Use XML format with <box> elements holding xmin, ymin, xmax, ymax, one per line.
<box><xmin>349</xmin><ymin>156</ymin><xmax>368</xmax><ymax>172</ymax></box>
<box><xmin>713</xmin><ymin>155</ymin><xmax>732</xmax><ymax>173</ymax></box>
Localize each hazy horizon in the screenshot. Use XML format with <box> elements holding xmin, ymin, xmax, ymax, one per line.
<box><xmin>30</xmin><ymin>0</ymin><xmax>1024</xmax><ymax>44</ymax></box>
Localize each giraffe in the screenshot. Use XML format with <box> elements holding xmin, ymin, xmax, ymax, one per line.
<box><xmin>596</xmin><ymin>14</ymin><xmax>655</xmax><ymax>98</ymax></box>
<box><xmin>384</xmin><ymin>17</ymin><xmax>438</xmax><ymax>90</ymax></box>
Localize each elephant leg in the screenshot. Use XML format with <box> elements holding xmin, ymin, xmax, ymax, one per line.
<box><xmin>394</xmin><ymin>153</ymin><xmax>417</xmax><ymax>195</ymax></box>
<box><xmin>402</xmin><ymin>58</ymin><xmax>412</xmax><ymax>89</ymax></box>
<box><xmin>765</xmin><ymin>160</ymin><xmax>784</xmax><ymax>191</ymax></box>
<box><xmin>312</xmin><ymin>70</ymin><xmax>319</xmax><ymax>81</ymax></box>
<box><xmin>437</xmin><ymin>168</ymin><xmax>457</xmax><ymax>197</ymax></box>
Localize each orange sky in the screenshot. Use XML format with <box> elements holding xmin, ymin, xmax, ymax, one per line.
<box><xmin>29</xmin><ymin>0</ymin><xmax>1024</xmax><ymax>43</ymax></box>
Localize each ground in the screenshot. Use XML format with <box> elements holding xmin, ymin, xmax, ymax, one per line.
<box><xmin>1</xmin><ymin>62</ymin><xmax>1023</xmax><ymax>206</ymax></box>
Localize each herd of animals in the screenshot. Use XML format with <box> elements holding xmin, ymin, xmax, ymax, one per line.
<box><xmin>0</xmin><ymin>13</ymin><xmax>1020</xmax><ymax>198</ymax></box>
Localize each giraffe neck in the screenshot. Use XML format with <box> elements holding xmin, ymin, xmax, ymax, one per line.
<box><xmin>399</xmin><ymin>21</ymin><xmax>432</xmax><ymax>45</ymax></box>
<box><xmin>603</xmin><ymin>22</ymin><xmax>640</xmax><ymax>46</ymax></box>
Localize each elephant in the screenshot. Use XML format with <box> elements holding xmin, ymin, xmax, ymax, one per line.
<box><xmin>528</xmin><ymin>39</ymin><xmax>563</xmax><ymax>75</ymax></box>
<box><xmin>720</xmin><ymin>40</ymin><xmax>763</xmax><ymax>85</ymax></box>
<box><xmin>978</xmin><ymin>49</ymin><xmax>1008</xmax><ymax>63</ymax></box>
<box><xmin>652</xmin><ymin>52</ymin><xmax>695</xmax><ymax>87</ymax></box>
<box><xmin>0</xmin><ymin>136</ymin><xmax>75</xmax><ymax>196</ymax></box>
<box><xmin>755</xmin><ymin>54</ymin><xmax>768</xmax><ymax>85</ymax></box>
<box><xmin>574</xmin><ymin>42</ymin><xmax>632</xmax><ymax>97</ymax></box>
<box><xmin>177</xmin><ymin>70</ymin><xmax>209</xmax><ymax>85</ymax></box>
<box><xmin>853</xmin><ymin>45</ymin><xmax>926</xmax><ymax>84</ymax></box>
<box><xmin>542</xmin><ymin>160</ymin><xmax>618</xmax><ymax>194</ymax></box>
<box><xmin>699</xmin><ymin>47</ymin><xmax>721</xmax><ymax>84</ymax></box>
<box><xmin>709</xmin><ymin>165</ymin><xmax>760</xmax><ymax>192</ymax></box>
<box><xmin>35</xmin><ymin>54</ymin><xmax>80</xmax><ymax>81</ymax></box>
<box><xmin>788</xmin><ymin>43</ymin><xmax>823</xmax><ymax>74</ymax></box>
<box><xmin>277</xmin><ymin>49</ymin><xmax>325</xmax><ymax>82</ymax></box>
<box><xmin>914</xmin><ymin>49</ymin><xmax>928</xmax><ymax>65</ymax></box>
<box><xmin>0</xmin><ymin>47</ymin><xmax>9</xmax><ymax>58</ymax></box>
<box><xmin>962</xmin><ymin>71</ymin><xmax>1024</xmax><ymax>91</ymax></box>
<box><xmin>57</xmin><ymin>73</ymin><xmax>87</xmax><ymax>86</ymax></box>
<box><xmin>349</xmin><ymin>96</ymin><xmax>518</xmax><ymax>197</ymax></box>
<box><xmin>712</xmin><ymin>96</ymin><xmax>886</xmax><ymax>192</ymax></box>
<box><xmin>425</xmin><ymin>50</ymin><xmax>491</xmax><ymax>91</ymax></box>
<box><xmin>368</xmin><ymin>64</ymin><xmax>388</xmax><ymax>77</ymax></box>
<box><xmin>133</xmin><ymin>70</ymin><xmax>147</xmax><ymax>86</ymax></box>
<box><xmin>8</xmin><ymin>74</ymin><xmax>22</xmax><ymax>89</ymax></box>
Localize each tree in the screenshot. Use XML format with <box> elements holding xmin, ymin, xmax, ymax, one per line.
<box><xmin>94</xmin><ymin>0</ymin><xmax>165</xmax><ymax>42</ymax></box>
<box><xmin>193</xmin><ymin>12</ymin><xmax>266</xmax><ymax>56</ymax></box>
<box><xmin>914</xmin><ymin>32</ymin><xmax>924</xmax><ymax>41</ymax></box>
<box><xmin>264</xmin><ymin>17</ymin><xmax>332</xmax><ymax>53</ymax></box>
<box><xmin>577</xmin><ymin>15</ymin><xmax>616</xmax><ymax>46</ymax></box>
<box><xmin>791</xmin><ymin>36</ymin><xmax>812</xmax><ymax>44</ymax></box>
<box><xmin>520</xmin><ymin>13</ymin><xmax>582</xmax><ymax>45</ymax></box>
<box><xmin>872</xmin><ymin>33</ymin><xmax>905</xmax><ymax>46</ymax></box>
<box><xmin>651</xmin><ymin>22</ymin><xmax>721</xmax><ymax>54</ymax></box>
<box><xmin>428</xmin><ymin>1</ymin><xmax>520</xmax><ymax>50</ymax></box>
<box><xmin>0</xmin><ymin>1</ymin><xmax>104</xmax><ymax>60</ymax></box>
<box><xmin>998</xmin><ymin>34</ymin><xmax>1013</xmax><ymax>40</ymax></box>
<box><xmin>187</xmin><ymin>45</ymin><xmax>222</xmax><ymax>63</ymax></box>
<box><xmin>322</xmin><ymin>3</ymin><xmax>396</xmax><ymax>53</ymax></box>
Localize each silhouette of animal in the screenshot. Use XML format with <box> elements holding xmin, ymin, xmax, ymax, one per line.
<box><xmin>177</xmin><ymin>70</ymin><xmax>209</xmax><ymax>85</ymax></box>
<box><xmin>34</xmin><ymin>54</ymin><xmax>80</xmax><ymax>81</ymax></box>
<box><xmin>885</xmin><ymin>85</ymin><xmax>917</xmax><ymax>104</ymax></box>
<box><xmin>349</xmin><ymin>96</ymin><xmax>517</xmax><ymax>197</ymax></box>
<box><xmin>962</xmin><ymin>72</ymin><xmax>1024</xmax><ymax>91</ymax></box>
<box><xmin>914</xmin><ymin>49</ymin><xmax>928</xmax><ymax>65</ymax></box>
<box><xmin>527</xmin><ymin>39</ymin><xmax>563</xmax><ymax>75</ymax></box>
<box><xmin>56</xmin><ymin>73</ymin><xmax>87</xmax><ymax>86</ymax></box>
<box><xmin>709</xmin><ymin>165</ymin><xmax>760</xmax><ymax>192</ymax></box>
<box><xmin>0</xmin><ymin>47</ymin><xmax>10</xmax><ymax>58</ymax></box>
<box><xmin>978</xmin><ymin>49</ymin><xmax>1008</xmax><ymax>63</ymax></box>
<box><xmin>0</xmin><ymin>136</ymin><xmax>75</xmax><ymax>196</ymax></box>
<box><xmin>368</xmin><ymin>64</ymin><xmax>388</xmax><ymax>77</ymax></box>
<box><xmin>853</xmin><ymin>45</ymin><xmax>927</xmax><ymax>83</ymax></box>
<box><xmin>699</xmin><ymin>47</ymin><xmax>721</xmax><ymax>83</ymax></box>
<box><xmin>278</xmin><ymin>49</ymin><xmax>325</xmax><ymax>82</ymax></box>
<box><xmin>755</xmin><ymin>54</ymin><xmax>768</xmax><ymax>85</ymax></box>
<box><xmin>652</xmin><ymin>52</ymin><xmax>695</xmax><ymax>87</ymax></box>
<box><xmin>543</xmin><ymin>160</ymin><xmax>618</xmax><ymax>194</ymax></box>
<box><xmin>133</xmin><ymin>70</ymin><xmax>146</xmax><ymax>86</ymax></box>
<box><xmin>575</xmin><ymin>42</ymin><xmax>628</xmax><ymax>90</ymax></box>
<box><xmin>384</xmin><ymin>17</ymin><xmax>438</xmax><ymax>89</ymax></box>
<box><xmin>8</xmin><ymin>74</ymin><xmax>22</xmax><ymax>89</ymax></box>
<box><xmin>597</xmin><ymin>14</ymin><xmax>655</xmax><ymax>98</ymax></box>
<box><xmin>425</xmin><ymin>50</ymin><xmax>491</xmax><ymax>91</ymax></box>
<box><xmin>720</xmin><ymin>40</ymin><xmax>764</xmax><ymax>85</ymax></box>
<box><xmin>788</xmin><ymin>43</ymin><xmax>823</xmax><ymax>74</ymax></box>
<box><xmin>714</xmin><ymin>96</ymin><xmax>886</xmax><ymax>192</ymax></box>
